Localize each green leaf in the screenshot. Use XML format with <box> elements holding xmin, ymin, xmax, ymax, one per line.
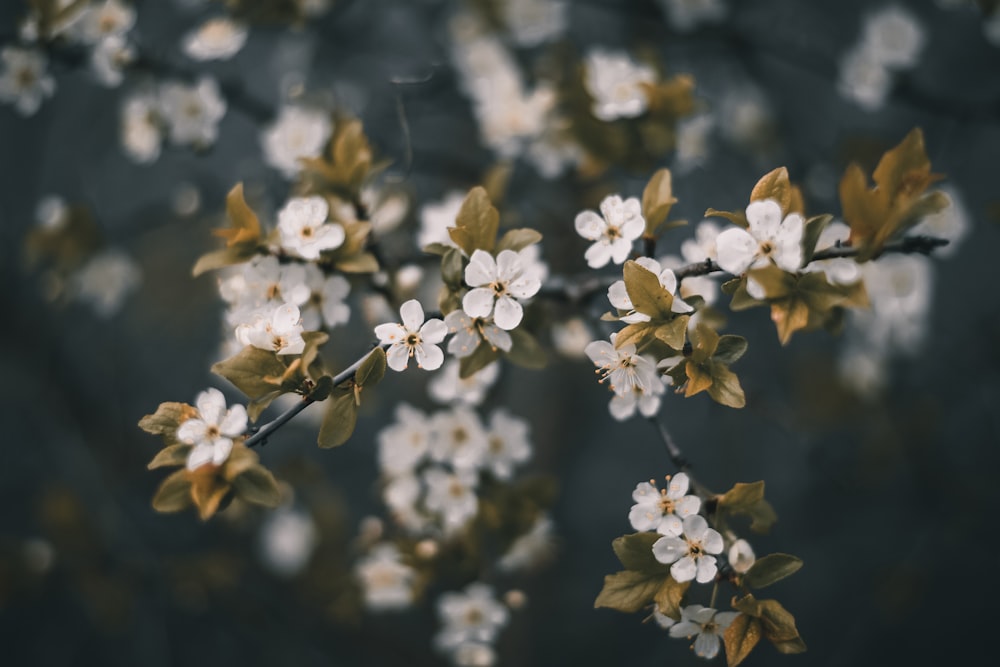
<box><xmin>653</xmin><ymin>575</ymin><xmax>690</xmax><ymax>620</ymax></box>
<box><xmin>689</xmin><ymin>322</ymin><xmax>720</xmax><ymax>361</ymax></box>
<box><xmin>192</xmin><ymin>245</ymin><xmax>258</xmax><ymax>277</ymax></box>
<box><xmin>422</xmin><ymin>242</ymin><xmax>452</xmax><ymax>256</ymax></box>
<box><xmin>719</xmin><ymin>481</ymin><xmax>765</xmax><ymax>510</ymax></box>
<box><xmin>231</xmin><ymin>464</ymin><xmax>281</xmax><ymax>507</ymax></box>
<box><xmin>440</xmin><ymin>247</ymin><xmax>466</xmax><ymax>288</ymax></box>
<box><xmin>624</xmin><ymin>260</ymin><xmax>675</xmax><ymax>319</ymax></box>
<box><xmin>496</xmin><ymin>228</ymin><xmax>543</xmax><ymax>252</ymax></box>
<box><xmin>615</xmin><ymin>321</ymin><xmax>657</xmax><ymax>350</ymax></box>
<box><xmin>733</xmin><ymin>596</ymin><xmax>805</xmax><ymax>649</ymax></box>
<box><xmin>506</xmin><ymin>328</ymin><xmax>547</xmax><ymax>369</ymax></box>
<box><xmin>744</xmin><ymin>554</ymin><xmax>803</xmax><ymax>589</ymax></box>
<box><xmin>750</xmin><ymin>167</ymin><xmax>792</xmax><ymax>213</ymax></box>
<box><xmin>713</xmin><ymin>335</ymin><xmax>748</xmax><ymax>365</ymax></box>
<box><xmin>449</xmin><ymin>186</ymin><xmax>499</xmax><ymax>255</ymax></box>
<box><xmin>308</xmin><ymin>375</ymin><xmax>335</xmax><ymax>402</ymax></box>
<box><xmin>724</xmin><ymin>614</ymin><xmax>762</xmax><ymax>667</ymax></box>
<box><xmin>594</xmin><ymin>570</ymin><xmax>668</xmax><ymax>614</ymax></box>
<box><xmin>147</xmin><ymin>444</ymin><xmax>191</xmax><ymax>470</ymax></box>
<box><xmin>801</xmin><ymin>214</ymin><xmax>832</xmax><ymax>264</ymax></box>
<box><xmin>246</xmin><ymin>391</ymin><xmax>282</xmax><ymax>423</ymax></box>
<box><xmin>654</xmin><ymin>316</ymin><xmax>689</xmax><ymax>350</ymax></box>
<box><xmin>211</xmin><ymin>346</ymin><xmax>289</xmax><ymax>400</ymax></box>
<box><xmin>459</xmin><ymin>342</ymin><xmax>502</xmax><ymax>379</ymax></box>
<box><xmin>641</xmin><ymin>168</ymin><xmax>678</xmax><ymax>233</ymax></box>
<box><xmin>151</xmin><ymin>469</ymin><xmax>192</xmax><ymax>513</ymax></box>
<box><xmin>707</xmin><ymin>362</ymin><xmax>746</xmax><ymax>408</ymax></box>
<box><xmin>684</xmin><ymin>360</ymin><xmax>714</xmax><ymax>397</ymax></box>
<box><xmin>334</xmin><ymin>251</ymin><xmax>380</xmax><ymax>273</ymax></box>
<box><xmin>612</xmin><ymin>533</ymin><xmax>670</xmax><ymax>574</ymax></box>
<box><xmin>355</xmin><ymin>347</ymin><xmax>387</xmax><ymax>388</ymax></box>
<box><xmin>139</xmin><ymin>402</ymin><xmax>197</xmax><ymax>439</ymax></box>
<box><xmin>705</xmin><ymin>208</ymin><xmax>748</xmax><ymax>228</ymax></box>
<box><xmin>318</xmin><ymin>389</ymin><xmax>359</xmax><ymax>448</ymax></box>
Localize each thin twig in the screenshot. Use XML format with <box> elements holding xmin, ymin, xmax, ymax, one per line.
<box><xmin>647</xmin><ymin>416</ymin><xmax>690</xmax><ymax>473</ymax></box>
<box><xmin>245</xmin><ymin>343</ymin><xmax>387</xmax><ymax>448</ymax></box>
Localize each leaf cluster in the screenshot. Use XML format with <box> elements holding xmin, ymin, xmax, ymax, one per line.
<box><xmin>663</xmin><ymin>324</ymin><xmax>747</xmax><ymax>408</ymax></box>
<box><xmin>593</xmin><ymin>532</ymin><xmax>690</xmax><ymax>619</ymax></box>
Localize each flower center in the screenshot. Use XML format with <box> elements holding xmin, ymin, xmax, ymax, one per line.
<box><xmin>488</xmin><ymin>436</ymin><xmax>504</xmax><ymax>454</ymax></box>
<box><xmin>464</xmin><ymin>607</ymin><xmax>484</xmax><ymax>625</ymax></box>
<box><xmin>491</xmin><ymin>280</ymin><xmax>508</xmax><ymax>296</ymax></box>
<box><xmin>405</xmin><ymin>333</ymin><xmax>420</xmax><ymax>347</ymax></box>
<box><xmin>206</xmin><ymin>425</ymin><xmax>221</xmax><ymax>439</ymax></box>
<box><xmin>272</xmin><ymin>335</ymin><xmax>286</xmax><ymax>351</ymax></box>
<box><xmin>16</xmin><ymin>67</ymin><xmax>36</xmax><ymax>88</ymax></box>
<box><xmin>606</xmin><ymin>225</ymin><xmax>622</xmax><ymax>241</ymax></box>
<box><xmin>448</xmin><ymin>480</ymin><xmax>466</xmax><ymax>498</ymax></box>
<box><xmin>759</xmin><ymin>241</ymin><xmax>775</xmax><ymax>256</ymax></box>
<box><xmin>301</xmin><ymin>226</ymin><xmax>314</xmax><ymax>238</ymax></box>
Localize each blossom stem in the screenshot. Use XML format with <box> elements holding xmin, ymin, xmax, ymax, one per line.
<box><xmin>245</xmin><ymin>343</ymin><xmax>388</xmax><ymax>448</ymax></box>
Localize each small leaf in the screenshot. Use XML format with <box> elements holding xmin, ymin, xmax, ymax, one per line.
<box><xmin>231</xmin><ymin>464</ymin><xmax>282</xmax><ymax>507</ymax></box>
<box><xmin>705</xmin><ymin>208</ymin><xmax>748</xmax><ymax>228</ymax></box>
<box><xmin>612</xmin><ymin>533</ymin><xmax>669</xmax><ymax>573</ymax></box>
<box><xmin>151</xmin><ymin>469</ymin><xmax>193</xmax><ymax>513</ymax></box>
<box><xmin>506</xmin><ymin>328</ymin><xmax>547</xmax><ymax>369</ymax></box>
<box><xmin>801</xmin><ymin>214</ymin><xmax>832</xmax><ymax>264</ymax></box>
<box><xmin>334</xmin><ymin>252</ymin><xmax>380</xmax><ymax>274</ymax></box>
<box><xmin>192</xmin><ymin>245</ymin><xmax>258</xmax><ymax>277</ymax></box>
<box><xmin>355</xmin><ymin>347</ymin><xmax>387</xmax><ymax>388</ymax></box>
<box><xmin>212</xmin><ymin>346</ymin><xmax>290</xmax><ymax>400</ymax></box>
<box><xmin>750</xmin><ymin>167</ymin><xmax>792</xmax><ymax>213</ymax></box>
<box><xmin>684</xmin><ymin>360</ymin><xmax>714</xmax><ymax>397</ymax></box>
<box><xmin>724</xmin><ymin>613</ymin><xmax>762</xmax><ymax>667</ymax></box>
<box><xmin>624</xmin><ymin>260</ymin><xmax>675</xmax><ymax>318</ymax></box>
<box><xmin>594</xmin><ymin>570</ymin><xmax>668</xmax><ymax>613</ymax></box>
<box><xmin>449</xmin><ymin>186</ymin><xmax>500</xmax><ymax>255</ymax></box>
<box><xmin>440</xmin><ymin>247</ymin><xmax>466</xmax><ymax>288</ymax></box>
<box><xmin>641</xmin><ymin>168</ymin><xmax>678</xmax><ymax>233</ymax></box>
<box><xmin>496</xmin><ymin>228</ymin><xmax>543</xmax><ymax>252</ymax></box>
<box><xmin>147</xmin><ymin>444</ymin><xmax>191</xmax><ymax>470</ymax></box>
<box><xmin>654</xmin><ymin>316</ymin><xmax>689</xmax><ymax>350</ymax></box>
<box><xmin>719</xmin><ymin>481</ymin><xmax>765</xmax><ymax>509</ymax></box>
<box><xmin>459</xmin><ymin>342</ymin><xmax>502</xmax><ymax>379</ymax></box>
<box><xmin>713</xmin><ymin>335</ymin><xmax>748</xmax><ymax>365</ymax></box>
<box><xmin>706</xmin><ymin>362</ymin><xmax>746</xmax><ymax>408</ymax></box>
<box><xmin>318</xmin><ymin>389</ymin><xmax>358</xmax><ymax>448</ymax></box>
<box><xmin>215</xmin><ymin>182</ymin><xmax>261</xmax><ymax>246</ymax></box>
<box><xmin>139</xmin><ymin>402</ymin><xmax>197</xmax><ymax>438</ymax></box>
<box><xmin>653</xmin><ymin>575</ymin><xmax>690</xmax><ymax>620</ymax></box>
<box><xmin>615</xmin><ymin>321</ymin><xmax>657</xmax><ymax>350</ymax></box>
<box><xmin>744</xmin><ymin>554</ymin><xmax>803</xmax><ymax>589</ymax></box>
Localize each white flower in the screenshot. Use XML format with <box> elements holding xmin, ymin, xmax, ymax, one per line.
<box><xmin>121</xmin><ymin>90</ymin><xmax>163</xmax><ymax>163</ymax></box>
<box><xmin>435</xmin><ymin>583</ymin><xmax>509</xmax><ymax>652</ymax></box>
<box><xmin>500</xmin><ymin>0</ymin><xmax>567</xmax><ymax>47</ymax></box>
<box><xmin>728</xmin><ymin>538</ymin><xmax>756</xmax><ymax>574</ymax></box>
<box><xmin>355</xmin><ymin>543</ymin><xmax>416</xmax><ymax>611</ymax></box>
<box><xmin>462</xmin><ymin>249</ymin><xmax>541</xmax><ymax>331</ymax></box>
<box><xmin>177</xmin><ymin>388</ymin><xmax>247</xmax><ymax>470</ymax></box>
<box><xmin>258</xmin><ymin>508</ymin><xmax>318</xmax><ymax>577</ymax></box>
<box><xmin>850</xmin><ymin>254</ymin><xmax>933</xmax><ymax>355</ymax></box>
<box><xmin>910</xmin><ymin>186</ymin><xmax>968</xmax><ymax>258</ymax></box>
<box><xmin>838</xmin><ymin>46</ymin><xmax>891</xmax><ymax>111</ymax></box>
<box><xmin>583</xmin><ymin>49</ymin><xmax>656</xmax><ymax>121</ymax></box>
<box><xmin>550</xmin><ymin>317</ymin><xmax>592</xmax><ymax>359</ymax></box>
<box><xmin>382</xmin><ymin>473</ymin><xmax>430</xmax><ymax>534</ymax></box>
<box><xmin>423</xmin><ymin>466</ymin><xmax>479</xmax><ymax>533</ymax></box>
<box><xmin>716</xmin><ymin>199</ymin><xmax>804</xmax><ymax>275</ymax></box>
<box><xmin>76</xmin><ymin>0</ymin><xmax>135</xmax><ymax>44</ymax></box>
<box><xmin>482</xmin><ymin>409</ymin><xmax>531</xmax><ymax>480</ymax></box>
<box><xmin>233</xmin><ymin>255</ymin><xmax>311</xmax><ymax>312</ymax></box>
<box><xmin>607</xmin><ymin>257</ymin><xmax>693</xmax><ymax>323</ymax></box>
<box><xmin>90</xmin><ymin>33</ymin><xmax>134</xmax><ymax>87</ymax></box>
<box><xmin>377</xmin><ymin>403</ymin><xmax>433</xmax><ymax>477</ymax></box>
<box><xmin>71</xmin><ymin>249</ymin><xmax>141</xmax><ymax>317</ymax></box>
<box><xmin>277</xmin><ymin>196</ymin><xmax>345</xmax><ymax>260</ymax></box>
<box><xmin>430</xmin><ymin>407</ymin><xmax>489</xmax><ymax>471</ymax></box>
<box><xmin>674</xmin><ymin>113</ymin><xmax>714</xmax><ymax>173</ymax></box>
<box><xmin>628</xmin><ymin>473</ymin><xmax>701</xmax><ymax>536</ymax></box>
<box><xmin>658</xmin><ymin>0</ymin><xmax>727</xmax><ymax>32</ymax></box>
<box><xmin>0</xmin><ymin>46</ymin><xmax>55</xmax><ymax>116</ymax></box>
<box><xmin>652</xmin><ymin>514</ymin><xmax>724</xmax><ymax>583</ymax></box>
<box><xmin>444</xmin><ymin>310</ymin><xmax>512</xmax><ymax>359</ymax></box>
<box><xmin>375</xmin><ymin>299</ymin><xmax>448</xmax><ymax>371</ymax></box>
<box><xmin>418</xmin><ymin>191</ymin><xmax>466</xmax><ymax>249</ymax></box>
<box><xmin>236</xmin><ymin>303</ymin><xmax>306</xmax><ymax>355</ymax></box>
<box><xmin>681</xmin><ymin>221</ymin><xmax>721</xmax><ymax>264</ymax></box>
<box><xmin>183</xmin><ymin>17</ymin><xmax>249</xmax><ymax>61</ymax></box>
<box><xmin>261</xmin><ymin>106</ymin><xmax>332</xmax><ymax>179</ymax></box>
<box><xmin>158</xmin><ymin>76</ymin><xmax>227</xmax><ymax>147</ymax></box>
<box><xmin>575</xmin><ymin>195</ymin><xmax>645</xmax><ymax>268</ymax></box>
<box><xmin>584</xmin><ymin>335</ymin><xmax>661</xmax><ymax>397</ymax></box>
<box><xmin>36</xmin><ymin>195</ymin><xmax>68</xmax><ymax>230</ymax></box>
<box><xmin>668</xmin><ymin>605</ymin><xmax>739</xmax><ymax>659</ymax></box>
<box><xmin>608</xmin><ymin>379</ymin><xmax>666</xmax><ymax>421</ymax></box>
<box><xmin>498</xmin><ymin>514</ymin><xmax>555</xmax><ymax>572</ymax></box>
<box><xmin>807</xmin><ymin>221</ymin><xmax>861</xmax><ymax>285</ymax></box>
<box><xmin>429</xmin><ymin>359</ymin><xmax>500</xmax><ymax>407</ymax></box>
<box><xmin>860</xmin><ymin>5</ymin><xmax>925</xmax><ymax>69</ymax></box>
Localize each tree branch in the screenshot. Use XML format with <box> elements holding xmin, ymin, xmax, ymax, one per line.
<box><xmin>245</xmin><ymin>343</ymin><xmax>388</xmax><ymax>448</ymax></box>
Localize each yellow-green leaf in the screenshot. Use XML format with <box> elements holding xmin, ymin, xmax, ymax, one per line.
<box><xmin>449</xmin><ymin>186</ymin><xmax>499</xmax><ymax>256</ymax></box>
<box><xmin>684</xmin><ymin>360</ymin><xmax>714</xmax><ymax>397</ymax></box>
<box><xmin>718</xmin><ymin>481</ymin><xmax>765</xmax><ymax>510</ymax></box>
<box><xmin>231</xmin><ymin>464</ymin><xmax>281</xmax><ymax>507</ymax></box>
<box><xmin>147</xmin><ymin>444</ymin><xmax>191</xmax><ymax>470</ymax></box>
<box><xmin>139</xmin><ymin>402</ymin><xmax>197</xmax><ymax>438</ymax></box>
<box><xmin>318</xmin><ymin>389</ymin><xmax>358</xmax><ymax>448</ymax></box>
<box><xmin>612</xmin><ymin>533</ymin><xmax>670</xmax><ymax>574</ymax></box>
<box><xmin>355</xmin><ymin>347</ymin><xmax>387</xmax><ymax>388</ymax></box>
<box><xmin>214</xmin><ymin>182</ymin><xmax>261</xmax><ymax>247</ymax></box>
<box><xmin>750</xmin><ymin>167</ymin><xmax>792</xmax><ymax>213</ymax></box>
<box><xmin>496</xmin><ymin>228</ymin><xmax>543</xmax><ymax>253</ymax></box>
<box><xmin>724</xmin><ymin>613</ymin><xmax>762</xmax><ymax>667</ymax></box>
<box><xmin>151</xmin><ymin>469</ymin><xmax>193</xmax><ymax>513</ymax></box>
<box><xmin>641</xmin><ymin>168</ymin><xmax>678</xmax><ymax>233</ymax></box>
<box><xmin>192</xmin><ymin>244</ymin><xmax>259</xmax><ymax>277</ymax></box>
<box><xmin>707</xmin><ymin>362</ymin><xmax>746</xmax><ymax>408</ymax></box>
<box><xmin>211</xmin><ymin>346</ymin><xmax>290</xmax><ymax>400</ymax></box>
<box><xmin>653</xmin><ymin>575</ymin><xmax>690</xmax><ymax>620</ymax></box>
<box><xmin>624</xmin><ymin>260</ymin><xmax>676</xmax><ymax>318</ymax></box>
<box><xmin>713</xmin><ymin>335</ymin><xmax>748</xmax><ymax>365</ymax></box>
<box><xmin>744</xmin><ymin>553</ymin><xmax>803</xmax><ymax>589</ymax></box>
<box><xmin>705</xmin><ymin>208</ymin><xmax>748</xmax><ymax>229</ymax></box>
<box><xmin>459</xmin><ymin>342</ymin><xmax>502</xmax><ymax>379</ymax></box>
<box><xmin>654</xmin><ymin>316</ymin><xmax>689</xmax><ymax>350</ymax></box>
<box><xmin>594</xmin><ymin>570</ymin><xmax>668</xmax><ymax>613</ymax></box>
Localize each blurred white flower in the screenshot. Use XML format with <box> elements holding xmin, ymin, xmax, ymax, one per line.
<box><xmin>728</xmin><ymin>538</ymin><xmax>756</xmax><ymax>574</ymax></box>
<box><xmin>355</xmin><ymin>543</ymin><xmax>416</xmax><ymax>611</ymax></box>
<box><xmin>90</xmin><ymin>33</ymin><xmax>134</xmax><ymax>87</ymax></box>
<box><xmin>498</xmin><ymin>514</ymin><xmax>556</xmax><ymax>573</ymax></box>
<box><xmin>121</xmin><ymin>90</ymin><xmax>163</xmax><ymax>163</ymax></box>
<box><xmin>71</xmin><ymin>248</ymin><xmax>141</xmax><ymax>317</ymax></box>
<box><xmin>482</xmin><ymin>409</ymin><xmax>531</xmax><ymax>480</ymax></box>
<box><xmin>658</xmin><ymin>0</ymin><xmax>727</xmax><ymax>32</ymax></box>
<box><xmin>76</xmin><ymin>0</ymin><xmax>135</xmax><ymax>45</ymax></box>
<box><xmin>278</xmin><ymin>195</ymin><xmax>345</xmax><ymax>260</ymax></box>
<box><xmin>807</xmin><ymin>221</ymin><xmax>861</xmax><ymax>285</ymax></box>
<box><xmin>429</xmin><ymin>359</ymin><xmax>500</xmax><ymax>407</ymax></box>
<box><xmin>259</xmin><ymin>507</ymin><xmax>318</xmax><ymax>577</ymax></box>
<box><xmin>674</xmin><ymin>113</ymin><xmax>714</xmax><ymax>173</ymax></box>
<box><xmin>377</xmin><ymin>403</ymin><xmax>433</xmax><ymax>477</ymax></box>
<box><xmin>177</xmin><ymin>388</ymin><xmax>247</xmax><ymax>470</ymax></box>
<box><xmin>35</xmin><ymin>195</ymin><xmax>68</xmax><ymax>230</ymax></box>
<box><xmin>159</xmin><ymin>77</ymin><xmax>227</xmax><ymax>147</ymax></box>
<box><xmin>236</xmin><ymin>303</ymin><xmax>306</xmax><ymax>355</ymax></box>
<box><xmin>910</xmin><ymin>186</ymin><xmax>969</xmax><ymax>258</ymax></box>
<box><xmin>183</xmin><ymin>17</ymin><xmax>249</xmax><ymax>61</ymax></box>
<box><xmin>261</xmin><ymin>105</ymin><xmax>332</xmax><ymax>179</ymax></box>
<box><xmin>583</xmin><ymin>49</ymin><xmax>656</xmax><ymax>121</ymax></box>
<box><xmin>430</xmin><ymin>407</ymin><xmax>489</xmax><ymax>471</ymax></box>
<box><xmin>0</xmin><ymin>46</ymin><xmax>55</xmax><ymax>116</ymax></box>
<box><xmin>838</xmin><ymin>45</ymin><xmax>892</xmax><ymax>111</ymax></box>
<box><xmin>419</xmin><ymin>191</ymin><xmax>466</xmax><ymax>250</ymax></box>
<box><xmin>435</xmin><ymin>583</ymin><xmax>509</xmax><ymax>654</ymax></box>
<box><xmin>860</xmin><ymin>5</ymin><xmax>925</xmax><ymax>69</ymax></box>
<box><xmin>501</xmin><ymin>0</ymin><xmax>567</xmax><ymax>47</ymax></box>
<box><xmin>550</xmin><ymin>316</ymin><xmax>592</xmax><ymax>359</ymax></box>
<box><xmin>423</xmin><ymin>466</ymin><xmax>479</xmax><ymax>533</ymax></box>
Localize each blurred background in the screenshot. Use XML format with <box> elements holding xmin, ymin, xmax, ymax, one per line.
<box><xmin>2</xmin><ymin>0</ymin><xmax>1000</xmax><ymax>665</ymax></box>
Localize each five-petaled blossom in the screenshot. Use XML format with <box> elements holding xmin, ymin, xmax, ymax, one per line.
<box><xmin>462</xmin><ymin>249</ymin><xmax>541</xmax><ymax>331</ymax></box>
<box><xmin>716</xmin><ymin>199</ymin><xmax>804</xmax><ymax>275</ymax></box>
<box><xmin>652</xmin><ymin>514</ymin><xmax>724</xmax><ymax>583</ymax></box>
<box><xmin>177</xmin><ymin>388</ymin><xmax>247</xmax><ymax>471</ymax></box>
<box><xmin>277</xmin><ymin>195</ymin><xmax>346</xmax><ymax>260</ymax></box>
<box><xmin>444</xmin><ymin>310</ymin><xmax>512</xmax><ymax>358</ymax></box>
<box><xmin>628</xmin><ymin>473</ymin><xmax>701</xmax><ymax>536</ymax></box>
<box><xmin>237</xmin><ymin>303</ymin><xmax>306</xmax><ymax>355</ymax></box>
<box><xmin>375</xmin><ymin>299</ymin><xmax>448</xmax><ymax>371</ymax></box>
<box><xmin>575</xmin><ymin>195</ymin><xmax>645</xmax><ymax>268</ymax></box>
<box><xmin>585</xmin><ymin>335</ymin><xmax>666</xmax><ymax>420</ymax></box>
<box><xmin>668</xmin><ymin>605</ymin><xmax>739</xmax><ymax>660</ymax></box>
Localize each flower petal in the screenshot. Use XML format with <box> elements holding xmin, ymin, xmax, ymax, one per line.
<box><xmin>746</xmin><ymin>199</ymin><xmax>783</xmax><ymax>240</ymax></box>
<box><xmin>695</xmin><ymin>555</ymin><xmax>718</xmax><ymax>583</ymax></box>
<box><xmin>462</xmin><ymin>288</ymin><xmax>496</xmax><ymax>319</ymax></box>
<box><xmin>657</xmin><ymin>513</ymin><xmax>683</xmax><ymax>537</ymax></box>
<box><xmin>414</xmin><ymin>343</ymin><xmax>444</xmax><ymax>371</ymax></box>
<box><xmin>716</xmin><ymin>228</ymin><xmax>758</xmax><ymax>275</ymax></box>
<box><xmin>702</xmin><ymin>527</ymin><xmax>724</xmax><ymax>555</ymax></box>
<box><xmin>419</xmin><ymin>318</ymin><xmax>448</xmax><ymax>345</ymax></box>
<box><xmin>682</xmin><ymin>514</ymin><xmax>709</xmax><ymax>540</ymax></box>
<box><xmin>574</xmin><ymin>210</ymin><xmax>606</xmax><ymax>241</ymax></box>
<box><xmin>667</xmin><ymin>472</ymin><xmax>690</xmax><ymax>498</ymax></box>
<box><xmin>386</xmin><ymin>343</ymin><xmax>410</xmax><ymax>371</ymax></box>
<box><xmin>492</xmin><ymin>296</ymin><xmax>523</xmax><ymax>330</ymax></box>
<box><xmin>219</xmin><ymin>404</ymin><xmax>248</xmax><ymax>437</ymax></box>
<box><xmin>186</xmin><ymin>443</ymin><xmax>215</xmax><ymax>470</ymax></box>
<box><xmin>652</xmin><ymin>536</ymin><xmax>687</xmax><ymax>565</ymax></box>
<box><xmin>375</xmin><ymin>322</ymin><xmax>407</xmax><ymax>344</ymax></box>
<box><xmin>674</xmin><ymin>495</ymin><xmax>701</xmax><ymax>518</ymax></box>
<box><xmin>482</xmin><ymin>323</ymin><xmax>512</xmax><ymax>352</ymax></box>
<box><xmin>272</xmin><ymin>303</ymin><xmax>301</xmax><ymax>332</ymax></box>
<box><xmin>211</xmin><ymin>438</ymin><xmax>233</xmax><ymax>466</ymax></box>
<box><xmin>464</xmin><ymin>250</ymin><xmax>496</xmax><ymax>287</ymax></box>
<box><xmin>196</xmin><ymin>388</ymin><xmax>226</xmax><ymax>425</ymax></box>
<box><xmin>495</xmin><ymin>249</ymin><xmax>522</xmax><ymax>282</ymax></box>
<box><xmin>177</xmin><ymin>418</ymin><xmax>208</xmax><ymax>445</ymax></box>
<box><xmin>693</xmin><ymin>631</ymin><xmax>721</xmax><ymax>659</ymax></box>
<box><xmin>399</xmin><ymin>299</ymin><xmax>425</xmax><ymax>332</ymax></box>
<box><xmin>670</xmin><ymin>556</ymin><xmax>697</xmax><ymax>582</ymax></box>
